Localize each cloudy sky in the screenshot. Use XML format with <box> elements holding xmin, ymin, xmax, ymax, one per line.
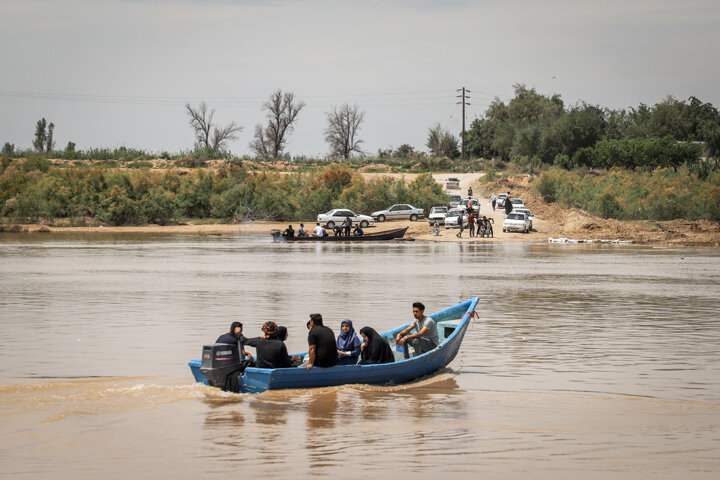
<box><xmin>1</xmin><ymin>0</ymin><xmax>718</xmax><ymax>156</ymax></box>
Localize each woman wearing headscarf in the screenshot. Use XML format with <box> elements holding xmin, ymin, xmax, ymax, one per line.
<box><xmin>336</xmin><ymin>319</ymin><xmax>363</xmax><ymax>365</ymax></box>
<box><xmin>359</xmin><ymin>327</ymin><xmax>395</xmax><ymax>365</ymax></box>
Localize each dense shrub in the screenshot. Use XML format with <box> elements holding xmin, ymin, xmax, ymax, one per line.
<box><xmin>532</xmin><ymin>167</ymin><xmax>720</xmax><ymax>221</ymax></box>
<box><xmin>0</xmin><ymin>159</ymin><xmax>451</xmax><ymax>225</ymax></box>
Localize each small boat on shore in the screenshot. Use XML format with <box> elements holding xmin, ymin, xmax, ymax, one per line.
<box><xmin>188</xmin><ymin>297</ymin><xmax>478</xmax><ymax>393</ymax></box>
<box><xmin>271</xmin><ymin>226</ymin><xmax>408</xmax><ymax>242</ymax></box>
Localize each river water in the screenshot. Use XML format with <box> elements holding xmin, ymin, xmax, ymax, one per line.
<box><xmin>1</xmin><ymin>232</ymin><xmax>719</xmax><ymax>479</ymax></box>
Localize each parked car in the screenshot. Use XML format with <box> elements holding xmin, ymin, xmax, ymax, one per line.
<box><xmin>460</xmin><ymin>198</ymin><xmax>480</xmax><ymax>215</ymax></box>
<box><xmin>444</xmin><ymin>208</ymin><xmax>469</xmax><ymax>229</ymax></box>
<box><xmin>513</xmin><ymin>208</ymin><xmax>533</xmax><ymax>230</ymax></box>
<box><xmin>446</xmin><ymin>177</ymin><xmax>460</xmax><ymax>189</ymax></box>
<box><xmin>496</xmin><ymin>193</ymin><xmax>508</xmax><ymax>208</ymax></box>
<box><xmin>503</xmin><ymin>212</ymin><xmax>531</xmax><ymax>233</ymax></box>
<box><xmin>509</xmin><ymin>198</ymin><xmax>525</xmax><ymax>210</ymax></box>
<box><xmin>447</xmin><ymin>194</ymin><xmax>462</xmax><ymax>209</ymax></box>
<box><xmin>371</xmin><ymin>204</ymin><xmax>424</xmax><ymax>222</ymax></box>
<box><xmin>317</xmin><ymin>209</ymin><xmax>374</xmax><ymax>228</ymax></box>
<box><xmin>428</xmin><ymin>206</ymin><xmax>449</xmax><ymax>225</ymax></box>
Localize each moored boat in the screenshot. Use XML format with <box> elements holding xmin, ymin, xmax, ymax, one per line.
<box><xmin>271</xmin><ymin>226</ymin><xmax>408</xmax><ymax>242</ymax></box>
<box><xmin>188</xmin><ymin>297</ymin><xmax>478</xmax><ymax>393</ymax></box>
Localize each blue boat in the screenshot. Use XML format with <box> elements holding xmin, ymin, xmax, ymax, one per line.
<box><xmin>188</xmin><ymin>297</ymin><xmax>478</xmax><ymax>393</ymax></box>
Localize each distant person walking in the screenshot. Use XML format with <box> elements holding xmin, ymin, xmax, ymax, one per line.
<box><xmin>456</xmin><ymin>210</ymin><xmax>465</xmax><ymax>238</ymax></box>
<box><xmin>490</xmin><ymin>193</ymin><xmax>497</xmax><ymax>211</ymax></box>
<box><xmin>467</xmin><ymin>186</ymin><xmax>473</xmax><ymax>197</ymax></box>
<box><xmin>504</xmin><ymin>192</ymin><xmax>513</xmax><ymax>215</ymax></box>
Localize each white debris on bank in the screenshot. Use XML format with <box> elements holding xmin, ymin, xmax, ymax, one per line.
<box><xmin>548</xmin><ymin>237</ymin><xmax>634</xmax><ymax>245</ymax></box>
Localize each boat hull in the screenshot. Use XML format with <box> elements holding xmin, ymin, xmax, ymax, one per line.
<box><xmin>189</xmin><ymin>297</ymin><xmax>478</xmax><ymax>393</ymax></box>
<box><xmin>275</xmin><ymin>227</ymin><xmax>408</xmax><ymax>242</ymax></box>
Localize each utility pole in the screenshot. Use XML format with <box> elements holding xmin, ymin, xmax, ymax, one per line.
<box><xmin>456</xmin><ymin>87</ymin><xmax>471</xmax><ymax>160</ymax></box>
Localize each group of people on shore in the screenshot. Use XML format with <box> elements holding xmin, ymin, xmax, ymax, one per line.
<box><xmin>215</xmin><ymin>302</ymin><xmax>439</xmax><ymax>369</ymax></box>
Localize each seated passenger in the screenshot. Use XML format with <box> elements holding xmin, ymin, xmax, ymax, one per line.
<box><xmin>243</xmin><ymin>321</ymin><xmax>292</xmax><ymax>369</ymax></box>
<box><xmin>273</xmin><ymin>326</ymin><xmax>303</xmax><ymax>366</ymax></box>
<box><xmin>306</xmin><ymin>313</ymin><xmax>338</xmax><ymax>369</ymax></box>
<box><xmin>353</xmin><ymin>224</ymin><xmax>364</xmax><ymax>236</ymax></box>
<box><xmin>282</xmin><ymin>224</ymin><xmax>295</xmax><ymax>238</ymax></box>
<box><xmin>297</xmin><ymin>223</ymin><xmax>308</xmax><ymax>237</ymax></box>
<box><xmin>336</xmin><ymin>319</ymin><xmax>362</xmax><ymax>365</ymax></box>
<box><xmin>358</xmin><ymin>327</ymin><xmax>395</xmax><ymax>365</ymax></box>
<box><xmin>395</xmin><ymin>302</ymin><xmax>439</xmax><ymax>359</ymax></box>
<box><xmin>215</xmin><ymin>321</ymin><xmax>253</xmax><ymax>363</ymax></box>
<box><xmin>313</xmin><ymin>222</ymin><xmax>326</xmax><ymax>237</ymax></box>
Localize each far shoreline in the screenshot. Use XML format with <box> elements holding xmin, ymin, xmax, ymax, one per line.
<box><xmin>3</xmin><ymin>220</ymin><xmax>719</xmax><ymax>247</ymax></box>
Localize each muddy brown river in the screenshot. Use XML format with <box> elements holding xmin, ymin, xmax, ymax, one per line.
<box><xmin>1</xmin><ymin>232</ymin><xmax>719</xmax><ymax>479</ymax></box>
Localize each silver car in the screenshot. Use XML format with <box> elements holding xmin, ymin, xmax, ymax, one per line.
<box><xmin>317</xmin><ymin>209</ymin><xmax>374</xmax><ymax>229</ymax></box>
<box><xmin>447</xmin><ymin>194</ymin><xmax>462</xmax><ymax>209</ymax></box>
<box><xmin>446</xmin><ymin>177</ymin><xmax>460</xmax><ymax>189</ymax></box>
<box><xmin>371</xmin><ymin>204</ymin><xmax>424</xmax><ymax>222</ymax></box>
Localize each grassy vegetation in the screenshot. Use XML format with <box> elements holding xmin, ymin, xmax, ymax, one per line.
<box><xmin>0</xmin><ymin>156</ymin><xmax>447</xmax><ymax>225</ymax></box>
<box><xmin>532</xmin><ymin>166</ymin><xmax>720</xmax><ymax>221</ymax></box>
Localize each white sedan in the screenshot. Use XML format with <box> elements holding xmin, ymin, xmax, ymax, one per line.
<box><xmin>503</xmin><ymin>212</ymin><xmax>531</xmax><ymax>233</ymax></box>
<box><xmin>371</xmin><ymin>204</ymin><xmax>424</xmax><ymax>222</ymax></box>
<box><xmin>444</xmin><ymin>208</ymin><xmax>469</xmax><ymax>229</ymax></box>
<box><xmin>428</xmin><ymin>206</ymin><xmax>448</xmax><ymax>225</ymax></box>
<box><xmin>317</xmin><ymin>209</ymin><xmax>374</xmax><ymax>229</ymax></box>
<box><xmin>513</xmin><ymin>208</ymin><xmax>533</xmax><ymax>230</ymax></box>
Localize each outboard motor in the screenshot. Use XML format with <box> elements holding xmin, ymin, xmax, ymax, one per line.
<box><xmin>199</xmin><ymin>343</ymin><xmax>247</xmax><ymax>392</ymax></box>
<box><xmin>270</xmin><ymin>229</ymin><xmax>283</xmax><ymax>242</ymax></box>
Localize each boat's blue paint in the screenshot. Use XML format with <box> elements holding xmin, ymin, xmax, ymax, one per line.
<box><xmin>188</xmin><ymin>297</ymin><xmax>478</xmax><ymax>393</ymax></box>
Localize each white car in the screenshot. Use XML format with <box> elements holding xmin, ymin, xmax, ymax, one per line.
<box><xmin>447</xmin><ymin>194</ymin><xmax>462</xmax><ymax>209</ymax></box>
<box><xmin>428</xmin><ymin>206</ymin><xmax>448</xmax><ymax>225</ymax></box>
<box><xmin>509</xmin><ymin>198</ymin><xmax>525</xmax><ymax>210</ymax></box>
<box><xmin>444</xmin><ymin>208</ymin><xmax>469</xmax><ymax>229</ymax></box>
<box><xmin>446</xmin><ymin>177</ymin><xmax>460</xmax><ymax>189</ymax></box>
<box><xmin>503</xmin><ymin>212</ymin><xmax>531</xmax><ymax>233</ymax></box>
<box><xmin>317</xmin><ymin>209</ymin><xmax>374</xmax><ymax>229</ymax></box>
<box><xmin>371</xmin><ymin>204</ymin><xmax>424</xmax><ymax>222</ymax></box>
<box><xmin>513</xmin><ymin>208</ymin><xmax>533</xmax><ymax>230</ymax></box>
<box><xmin>460</xmin><ymin>198</ymin><xmax>480</xmax><ymax>215</ymax></box>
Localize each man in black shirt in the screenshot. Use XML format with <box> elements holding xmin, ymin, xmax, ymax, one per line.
<box><xmin>306</xmin><ymin>313</ymin><xmax>338</xmax><ymax>369</ymax></box>
<box><xmin>216</xmin><ymin>321</ymin><xmax>253</xmax><ymax>364</ymax></box>
<box><xmin>243</xmin><ymin>321</ymin><xmax>292</xmax><ymax>369</ymax></box>
<box><xmin>282</xmin><ymin>224</ymin><xmax>295</xmax><ymax>239</ymax></box>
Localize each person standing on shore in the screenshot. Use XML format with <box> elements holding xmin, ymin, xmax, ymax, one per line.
<box><xmin>456</xmin><ymin>210</ymin><xmax>465</xmax><ymax>238</ymax></box>
<box><xmin>467</xmin><ymin>186</ymin><xmax>473</xmax><ymax>197</ymax></box>
<box><xmin>504</xmin><ymin>192</ymin><xmax>513</xmax><ymax>215</ymax></box>
<box><xmin>468</xmin><ymin>211</ymin><xmax>475</xmax><ymax>237</ymax></box>
<box><xmin>490</xmin><ymin>193</ymin><xmax>497</xmax><ymax>211</ymax></box>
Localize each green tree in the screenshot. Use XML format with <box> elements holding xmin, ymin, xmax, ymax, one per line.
<box><xmin>33</xmin><ymin>118</ymin><xmax>47</xmax><ymax>152</ymax></box>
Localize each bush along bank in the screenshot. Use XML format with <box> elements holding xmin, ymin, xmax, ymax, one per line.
<box><xmin>0</xmin><ymin>157</ymin><xmax>448</xmax><ymax>225</ymax></box>
<box><xmin>533</xmin><ymin>166</ymin><xmax>720</xmax><ymax>221</ymax></box>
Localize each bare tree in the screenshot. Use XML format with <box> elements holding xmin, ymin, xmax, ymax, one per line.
<box><xmin>249</xmin><ymin>90</ymin><xmax>305</xmax><ymax>158</ymax></box>
<box><xmin>324</xmin><ymin>104</ymin><xmax>365</xmax><ymax>158</ymax></box>
<box><xmin>185</xmin><ymin>102</ymin><xmax>242</xmax><ymax>150</ymax></box>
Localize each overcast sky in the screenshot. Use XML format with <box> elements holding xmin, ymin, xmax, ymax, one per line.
<box><xmin>1</xmin><ymin>0</ymin><xmax>718</xmax><ymax>156</ymax></box>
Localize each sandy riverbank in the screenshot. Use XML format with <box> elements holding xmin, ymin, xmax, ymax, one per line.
<box><xmin>4</xmin><ymin>173</ymin><xmax>719</xmax><ymax>246</ymax></box>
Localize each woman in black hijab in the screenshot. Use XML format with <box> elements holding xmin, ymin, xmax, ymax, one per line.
<box><xmin>358</xmin><ymin>327</ymin><xmax>395</xmax><ymax>365</ymax></box>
